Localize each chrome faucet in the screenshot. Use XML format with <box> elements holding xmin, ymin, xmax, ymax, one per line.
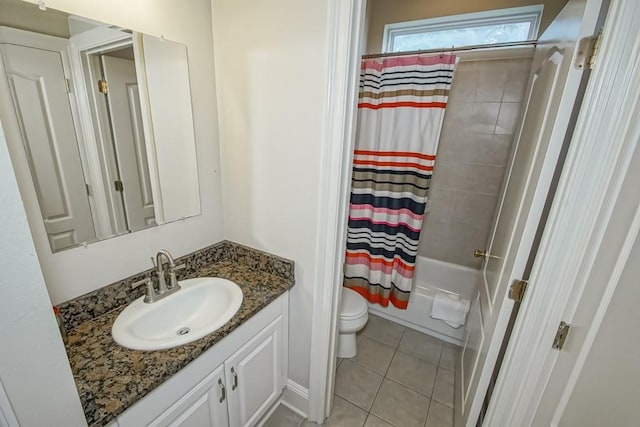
<box><xmin>132</xmin><ymin>249</ymin><xmax>185</xmax><ymax>303</ymax></box>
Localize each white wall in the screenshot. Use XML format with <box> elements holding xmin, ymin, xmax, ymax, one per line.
<box><xmin>0</xmin><ymin>0</ymin><xmax>70</xmax><ymax>38</ymax></box>
<box><xmin>211</xmin><ymin>0</ymin><xmax>330</xmax><ymax>389</ymax></box>
<box><xmin>7</xmin><ymin>0</ymin><xmax>224</xmax><ymax>303</ymax></box>
<box><xmin>0</xmin><ymin>122</ymin><xmax>86</xmax><ymax>426</ymax></box>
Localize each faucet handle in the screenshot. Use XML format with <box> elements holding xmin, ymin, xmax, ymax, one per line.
<box><xmin>131</xmin><ymin>278</ymin><xmax>157</xmax><ymax>303</ymax></box>
<box><xmin>150</xmin><ymin>256</ymin><xmax>157</xmax><ymax>268</ymax></box>
<box><xmin>167</xmin><ymin>263</ymin><xmax>186</xmax><ymax>290</ymax></box>
<box><xmin>131</xmin><ymin>277</ymin><xmax>151</xmax><ymax>290</ymax></box>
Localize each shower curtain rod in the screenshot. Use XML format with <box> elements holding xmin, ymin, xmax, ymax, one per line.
<box><xmin>361</xmin><ymin>40</ymin><xmax>537</xmax><ymax>59</ymax></box>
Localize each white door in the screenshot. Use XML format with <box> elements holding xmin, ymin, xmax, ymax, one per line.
<box><xmin>101</xmin><ymin>54</ymin><xmax>156</xmax><ymax>231</ymax></box>
<box><xmin>1</xmin><ymin>43</ymin><xmax>96</xmax><ymax>251</ymax></box>
<box><xmin>149</xmin><ymin>364</ymin><xmax>229</xmax><ymax>427</ymax></box>
<box><xmin>225</xmin><ymin>316</ymin><xmax>283</xmax><ymax>427</ymax></box>
<box><xmin>530</xmin><ymin>142</ymin><xmax>640</xmax><ymax>426</ymax></box>
<box><xmin>456</xmin><ymin>1</ymin><xmax>602</xmax><ymax>425</ymax></box>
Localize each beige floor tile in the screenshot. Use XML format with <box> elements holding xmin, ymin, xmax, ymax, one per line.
<box><xmin>360</xmin><ymin>315</ymin><xmax>405</xmax><ymax>348</ymax></box>
<box><xmin>439</xmin><ymin>346</ymin><xmax>460</xmax><ymax>372</ymax></box>
<box><xmin>425</xmin><ymin>400</ymin><xmax>454</xmax><ymax>427</ymax></box>
<box><xmin>386</xmin><ymin>351</ymin><xmax>437</xmax><ymax>397</ymax></box>
<box><xmin>334</xmin><ymin>359</ymin><xmax>384</xmax><ymax>411</ymax></box>
<box><xmin>432</xmin><ymin>368</ymin><xmax>455</xmax><ymax>408</ymax></box>
<box><xmin>264</xmin><ymin>404</ymin><xmax>304</xmax><ymax>427</ymax></box>
<box><xmin>351</xmin><ymin>335</ymin><xmax>396</xmax><ymax>375</ymax></box>
<box><xmin>301</xmin><ymin>396</ymin><xmax>367</xmax><ymax>427</ymax></box>
<box><xmin>370</xmin><ymin>379</ymin><xmax>430</xmax><ymax>427</ymax></box>
<box><xmin>276</xmin><ymin>404</ymin><xmax>305</xmax><ymax>422</ymax></box>
<box><xmin>398</xmin><ymin>329</ymin><xmax>443</xmax><ymax>365</ymax></box>
<box><xmin>363</xmin><ymin>414</ymin><xmax>394</xmax><ymax>427</ymax></box>
<box><xmin>265</xmin><ymin>414</ymin><xmax>299</xmax><ymax>427</ymax></box>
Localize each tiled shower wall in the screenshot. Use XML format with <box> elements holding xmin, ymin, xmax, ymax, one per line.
<box><xmin>418</xmin><ymin>56</ymin><xmax>533</xmax><ymax>269</ymax></box>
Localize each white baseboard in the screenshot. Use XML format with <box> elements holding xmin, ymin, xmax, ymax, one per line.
<box><xmin>257</xmin><ymin>398</ymin><xmax>282</xmax><ymax>427</ymax></box>
<box><xmin>280</xmin><ymin>379</ymin><xmax>309</xmax><ymax>419</ymax></box>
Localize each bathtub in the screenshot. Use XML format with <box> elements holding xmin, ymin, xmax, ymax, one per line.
<box><xmin>367</xmin><ymin>256</ymin><xmax>479</xmax><ymax>346</ymax></box>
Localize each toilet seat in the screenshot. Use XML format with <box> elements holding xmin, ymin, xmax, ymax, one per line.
<box><xmin>341</xmin><ymin>287</ymin><xmax>368</xmax><ymax>319</ymax></box>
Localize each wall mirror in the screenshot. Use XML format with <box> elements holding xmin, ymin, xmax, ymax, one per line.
<box><xmin>0</xmin><ymin>0</ymin><xmax>202</xmax><ymax>252</ymax></box>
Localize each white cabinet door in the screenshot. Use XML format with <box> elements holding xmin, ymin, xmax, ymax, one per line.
<box><xmin>225</xmin><ymin>316</ymin><xmax>283</xmax><ymax>427</ymax></box>
<box><xmin>150</xmin><ymin>363</ymin><xmax>229</xmax><ymax>427</ymax></box>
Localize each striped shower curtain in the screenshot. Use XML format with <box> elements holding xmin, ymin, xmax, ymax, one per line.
<box><xmin>343</xmin><ymin>54</ymin><xmax>456</xmax><ymax>309</ymax></box>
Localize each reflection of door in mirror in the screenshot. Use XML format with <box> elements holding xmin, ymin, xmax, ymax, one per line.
<box><xmin>101</xmin><ymin>52</ymin><xmax>156</xmax><ymax>231</ymax></box>
<box><xmin>89</xmin><ymin>46</ymin><xmax>156</xmax><ymax>233</ymax></box>
<box><xmin>1</xmin><ymin>41</ymin><xmax>97</xmax><ymax>251</ymax></box>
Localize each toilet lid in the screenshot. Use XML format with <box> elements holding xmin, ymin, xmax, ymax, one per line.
<box><xmin>341</xmin><ymin>287</ymin><xmax>368</xmax><ymax>319</ymax></box>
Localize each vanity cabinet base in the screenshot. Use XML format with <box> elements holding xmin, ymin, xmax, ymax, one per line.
<box><xmin>113</xmin><ymin>293</ymin><xmax>288</xmax><ymax>427</ymax></box>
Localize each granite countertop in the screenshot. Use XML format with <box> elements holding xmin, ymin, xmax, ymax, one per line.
<box><xmin>64</xmin><ymin>259</ymin><xmax>292</xmax><ymax>426</ymax></box>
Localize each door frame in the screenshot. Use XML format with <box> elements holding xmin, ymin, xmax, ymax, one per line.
<box><xmin>306</xmin><ymin>0</ymin><xmax>366</xmax><ymax>422</ymax></box>
<box><xmin>309</xmin><ymin>0</ymin><xmax>637</xmax><ymax>424</ymax></box>
<box><xmin>68</xmin><ymin>27</ymin><xmax>134</xmax><ymax>237</ymax></box>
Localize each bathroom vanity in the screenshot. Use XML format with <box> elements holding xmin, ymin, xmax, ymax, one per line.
<box><xmin>114</xmin><ymin>294</ymin><xmax>288</xmax><ymax>427</ymax></box>
<box><xmin>59</xmin><ymin>242</ymin><xmax>293</xmax><ymax>426</ymax></box>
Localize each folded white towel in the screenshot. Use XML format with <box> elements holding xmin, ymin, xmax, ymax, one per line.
<box><xmin>431</xmin><ymin>292</ymin><xmax>470</xmax><ymax>329</ymax></box>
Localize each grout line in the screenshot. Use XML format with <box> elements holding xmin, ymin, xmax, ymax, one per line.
<box><xmin>383</xmin><ymin>328</ymin><xmax>404</xmax><ymax>377</ymax></box>
<box><xmin>383</xmin><ymin>376</ymin><xmax>433</xmax><ymax>400</ymax></box>
<box><xmin>436</xmin><ymin>344</ymin><xmax>445</xmax><ymax>368</ymax></box>
<box><xmin>432</xmin><ymin>366</ymin><xmax>442</xmax><ymax>405</ymax></box>
<box><xmin>424</xmin><ymin>399</ymin><xmax>432</xmax><ymax>427</ymax></box>
<box><xmin>431</xmin><ymin>366</ymin><xmax>455</xmax><ymax>409</ymax></box>
<box><xmin>350</xmin><ymin>317</ymin><xmax>457</xmax><ymax>425</ymax></box>
<box><xmin>367</xmin><ymin>367</ymin><xmax>386</xmax><ymax>412</ymax></box>
<box><xmin>335</xmin><ymin>360</ymin><xmax>384</xmax><ymax>413</ymax></box>
<box><xmin>349</xmin><ymin>335</ymin><xmax>398</xmax><ymax>375</ymax></box>
<box><xmin>365</xmin><ymin>328</ymin><xmax>403</xmax><ymax>424</ymax></box>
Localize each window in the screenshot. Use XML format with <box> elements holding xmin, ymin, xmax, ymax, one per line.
<box><xmin>382</xmin><ymin>5</ymin><xmax>543</xmax><ymax>53</ymax></box>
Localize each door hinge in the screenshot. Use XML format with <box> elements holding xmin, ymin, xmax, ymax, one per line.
<box><xmin>85</xmin><ymin>183</ymin><xmax>91</xmax><ymax>196</ymax></box>
<box><xmin>114</xmin><ymin>180</ymin><xmax>124</xmax><ymax>192</ymax></box>
<box><xmin>65</xmin><ymin>78</ymin><xmax>73</xmax><ymax>93</ymax></box>
<box><xmin>98</xmin><ymin>79</ymin><xmax>108</xmax><ymax>94</ymax></box>
<box><xmin>575</xmin><ymin>31</ymin><xmax>602</xmax><ymax>70</ymax></box>
<box><xmin>552</xmin><ymin>321</ymin><xmax>571</xmax><ymax>350</ymax></box>
<box><xmin>508</xmin><ymin>279</ymin><xmax>528</xmax><ymax>303</ymax></box>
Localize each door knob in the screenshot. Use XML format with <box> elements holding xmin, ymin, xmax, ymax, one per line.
<box><xmin>474</xmin><ymin>249</ymin><xmax>487</xmax><ymax>258</ymax></box>
<box><xmin>474</xmin><ymin>249</ymin><xmax>500</xmax><ymax>259</ymax></box>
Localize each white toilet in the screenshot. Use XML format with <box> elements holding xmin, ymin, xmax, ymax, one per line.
<box><xmin>338</xmin><ymin>287</ymin><xmax>369</xmax><ymax>358</ymax></box>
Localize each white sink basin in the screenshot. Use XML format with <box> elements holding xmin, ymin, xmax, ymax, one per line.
<box><xmin>112</xmin><ymin>277</ymin><xmax>243</xmax><ymax>351</ymax></box>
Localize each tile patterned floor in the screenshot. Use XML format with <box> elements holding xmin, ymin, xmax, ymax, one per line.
<box><xmin>264</xmin><ymin>314</ymin><xmax>460</xmax><ymax>427</ymax></box>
